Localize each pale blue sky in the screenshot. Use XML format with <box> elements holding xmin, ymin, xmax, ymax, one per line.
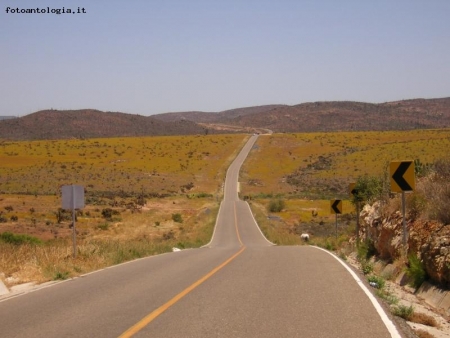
<box><xmin>1</xmin><ymin>0</ymin><xmax>449</xmax><ymax>116</ymax></box>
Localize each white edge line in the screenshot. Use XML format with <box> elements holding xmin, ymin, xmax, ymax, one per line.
<box><xmin>243</xmin><ymin>201</ymin><xmax>275</xmax><ymax>246</ymax></box>
<box><xmin>201</xmin><ymin>201</ymin><xmax>223</xmax><ymax>248</ymax></box>
<box><xmin>312</xmin><ymin>246</ymin><xmax>402</xmax><ymax>338</ymax></box>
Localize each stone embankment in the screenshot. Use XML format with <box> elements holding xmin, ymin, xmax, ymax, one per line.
<box><xmin>360</xmin><ymin>202</ymin><xmax>450</xmax><ymax>316</ymax></box>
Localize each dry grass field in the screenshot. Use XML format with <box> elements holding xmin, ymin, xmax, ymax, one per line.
<box><xmin>240</xmin><ymin>129</ymin><xmax>450</xmax><ymax>248</ymax></box>
<box><xmin>0</xmin><ymin>134</ymin><xmax>248</xmax><ymax>196</ymax></box>
<box><xmin>241</xmin><ymin>129</ymin><xmax>450</xmax><ymax>199</ymax></box>
<box><xmin>2</xmin><ymin>129</ymin><xmax>450</xmax><ymax>285</ymax></box>
<box><xmin>0</xmin><ymin>134</ymin><xmax>248</xmax><ymax>284</ymax></box>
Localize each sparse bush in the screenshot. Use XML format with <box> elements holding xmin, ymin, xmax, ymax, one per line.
<box><xmin>392</xmin><ymin>305</ymin><xmax>414</xmax><ymax>320</ymax></box>
<box><xmin>97</xmin><ymin>223</ymin><xmax>109</xmax><ymax>231</ymax></box>
<box><xmin>101</xmin><ymin>208</ymin><xmax>120</xmax><ymax>220</ymax></box>
<box><xmin>0</xmin><ymin>232</ymin><xmax>42</xmax><ymax>245</ymax></box>
<box><xmin>407</xmin><ymin>192</ymin><xmax>427</xmax><ymax>221</ymax></box>
<box><xmin>361</xmin><ymin>260</ymin><xmax>374</xmax><ymax>275</ymax></box>
<box><xmin>410</xmin><ymin>312</ymin><xmax>439</xmax><ymax>328</ymax></box>
<box><xmin>172</xmin><ymin>213</ymin><xmax>183</xmax><ymax>223</ymax></box>
<box><xmin>4</xmin><ymin>206</ymin><xmax>13</xmax><ymax>212</ymax></box>
<box><xmin>357</xmin><ymin>239</ymin><xmax>376</xmax><ymax>261</ymax></box>
<box><xmin>406</xmin><ymin>254</ymin><xmax>427</xmax><ymax>289</ymax></box>
<box><xmin>426</xmin><ymin>158</ymin><xmax>450</xmax><ymax>225</ymax></box>
<box><xmin>53</xmin><ymin>270</ymin><xmax>70</xmax><ymax>280</ymax></box>
<box><xmin>367</xmin><ymin>275</ymin><xmax>385</xmax><ymax>289</ymax></box>
<box><xmin>413</xmin><ymin>329</ymin><xmax>435</xmax><ymax>338</ymax></box>
<box><xmin>55</xmin><ymin>208</ymin><xmax>72</xmax><ymax>223</ymax></box>
<box><xmin>268</xmin><ymin>199</ymin><xmax>285</xmax><ymax>213</ymax></box>
<box><xmin>162</xmin><ymin>230</ymin><xmax>175</xmax><ymax>240</ymax></box>
<box><xmin>376</xmin><ymin>289</ymin><xmax>398</xmax><ymax>305</ymax></box>
<box><xmin>10</xmin><ymin>215</ymin><xmax>18</xmax><ymax>222</ymax></box>
<box><xmin>352</xmin><ymin>175</ymin><xmax>385</xmax><ymax>205</ymax></box>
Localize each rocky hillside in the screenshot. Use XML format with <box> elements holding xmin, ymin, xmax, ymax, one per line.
<box><xmin>2</xmin><ymin>98</ymin><xmax>449</xmax><ymax>140</ymax></box>
<box><xmin>0</xmin><ymin>109</ymin><xmax>211</xmax><ymax>140</ymax></box>
<box><xmin>361</xmin><ymin>202</ymin><xmax>450</xmax><ymax>288</ymax></box>
<box><xmin>155</xmin><ymin>98</ymin><xmax>450</xmax><ymax>132</ymax></box>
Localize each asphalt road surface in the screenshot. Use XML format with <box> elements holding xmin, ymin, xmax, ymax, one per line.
<box><xmin>0</xmin><ymin>135</ymin><xmax>402</xmax><ymax>337</ymax></box>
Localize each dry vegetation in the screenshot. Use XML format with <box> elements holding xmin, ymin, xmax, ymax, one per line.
<box><xmin>241</xmin><ymin>129</ymin><xmax>450</xmax><ymax>199</ymax></box>
<box><xmin>0</xmin><ymin>134</ymin><xmax>248</xmax><ymax>284</ymax></box>
<box><xmin>0</xmin><ymin>134</ymin><xmax>248</xmax><ymax>195</ymax></box>
<box><xmin>241</xmin><ymin>129</ymin><xmax>450</xmax><ymax>253</ymax></box>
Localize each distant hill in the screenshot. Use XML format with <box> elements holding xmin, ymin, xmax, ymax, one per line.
<box><xmin>2</xmin><ymin>98</ymin><xmax>449</xmax><ymax>140</ymax></box>
<box><xmin>155</xmin><ymin>105</ymin><xmax>286</xmax><ymax>123</ymax></box>
<box><xmin>0</xmin><ymin>116</ymin><xmax>17</xmax><ymax>120</ymax></box>
<box><xmin>154</xmin><ymin>98</ymin><xmax>450</xmax><ymax>132</ymax></box>
<box><xmin>0</xmin><ymin>109</ymin><xmax>210</xmax><ymax>141</ymax></box>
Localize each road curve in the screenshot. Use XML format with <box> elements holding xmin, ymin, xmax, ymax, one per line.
<box><xmin>0</xmin><ymin>135</ymin><xmax>402</xmax><ymax>337</ymax></box>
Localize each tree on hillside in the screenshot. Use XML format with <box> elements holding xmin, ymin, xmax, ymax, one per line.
<box><xmin>351</xmin><ymin>174</ymin><xmax>385</xmax><ymax>206</ymax></box>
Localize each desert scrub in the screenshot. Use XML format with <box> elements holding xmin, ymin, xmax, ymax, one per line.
<box><xmin>357</xmin><ymin>239</ymin><xmax>376</xmax><ymax>261</ymax></box>
<box><xmin>406</xmin><ymin>254</ymin><xmax>428</xmax><ymax>289</ymax></box>
<box><xmin>0</xmin><ymin>232</ymin><xmax>42</xmax><ymax>245</ymax></box>
<box><xmin>361</xmin><ymin>260</ymin><xmax>374</xmax><ymax>275</ymax></box>
<box><xmin>267</xmin><ymin>199</ymin><xmax>285</xmax><ymax>213</ymax></box>
<box><xmin>392</xmin><ymin>305</ymin><xmax>414</xmax><ymax>320</ymax></box>
<box><xmin>172</xmin><ymin>213</ymin><xmax>183</xmax><ymax>223</ymax></box>
<box><xmin>367</xmin><ymin>275</ymin><xmax>385</xmax><ymax>289</ymax></box>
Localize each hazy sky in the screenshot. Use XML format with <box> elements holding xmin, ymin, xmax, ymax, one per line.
<box><xmin>1</xmin><ymin>0</ymin><xmax>449</xmax><ymax>116</ymax></box>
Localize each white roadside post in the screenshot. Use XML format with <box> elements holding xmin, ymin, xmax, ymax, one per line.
<box><xmin>62</xmin><ymin>185</ymin><xmax>85</xmax><ymax>259</ymax></box>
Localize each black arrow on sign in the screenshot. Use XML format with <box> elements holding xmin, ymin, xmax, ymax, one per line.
<box><xmin>331</xmin><ymin>200</ymin><xmax>341</xmax><ymax>214</ymax></box>
<box><xmin>392</xmin><ymin>162</ymin><xmax>413</xmax><ymax>191</ymax></box>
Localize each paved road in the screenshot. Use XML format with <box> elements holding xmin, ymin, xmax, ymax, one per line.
<box><xmin>0</xmin><ymin>135</ymin><xmax>401</xmax><ymax>337</ymax></box>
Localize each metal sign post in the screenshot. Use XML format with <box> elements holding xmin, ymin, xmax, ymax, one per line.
<box><xmin>335</xmin><ymin>213</ymin><xmax>338</xmax><ymax>240</ymax></box>
<box><xmin>62</xmin><ymin>185</ymin><xmax>85</xmax><ymax>259</ymax></box>
<box><xmin>330</xmin><ymin>200</ymin><xmax>343</xmax><ymax>241</ymax></box>
<box><xmin>349</xmin><ymin>183</ymin><xmax>360</xmax><ymax>246</ymax></box>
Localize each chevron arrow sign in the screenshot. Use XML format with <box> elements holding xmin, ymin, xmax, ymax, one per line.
<box><xmin>330</xmin><ymin>200</ymin><xmax>342</xmax><ymax>214</ymax></box>
<box><xmin>390</xmin><ymin>161</ymin><xmax>415</xmax><ymax>192</ymax></box>
<box><xmin>349</xmin><ymin>183</ymin><xmax>357</xmax><ymax>196</ymax></box>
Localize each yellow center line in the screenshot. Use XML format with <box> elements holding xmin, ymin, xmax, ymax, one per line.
<box><xmin>234</xmin><ymin>201</ymin><xmax>244</xmax><ymax>247</ymax></box>
<box><xmin>118</xmin><ymin>246</ymin><xmax>246</xmax><ymax>338</ymax></box>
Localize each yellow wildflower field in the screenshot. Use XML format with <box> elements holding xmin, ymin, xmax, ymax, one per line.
<box><xmin>0</xmin><ymin>134</ymin><xmax>249</xmax><ymax>196</ymax></box>
<box><xmin>241</xmin><ymin>129</ymin><xmax>450</xmax><ymax>199</ymax></box>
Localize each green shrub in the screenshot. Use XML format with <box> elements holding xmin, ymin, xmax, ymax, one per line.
<box><xmin>352</xmin><ymin>175</ymin><xmax>384</xmax><ymax>205</ymax></box>
<box><xmin>361</xmin><ymin>260</ymin><xmax>374</xmax><ymax>275</ymax></box>
<box><xmin>53</xmin><ymin>270</ymin><xmax>70</xmax><ymax>280</ymax></box>
<box><xmin>367</xmin><ymin>275</ymin><xmax>385</xmax><ymax>289</ymax></box>
<box><xmin>267</xmin><ymin>199</ymin><xmax>285</xmax><ymax>213</ymax></box>
<box><xmin>406</xmin><ymin>254</ymin><xmax>427</xmax><ymax>289</ymax></box>
<box><xmin>392</xmin><ymin>305</ymin><xmax>414</xmax><ymax>320</ymax></box>
<box><xmin>172</xmin><ymin>213</ymin><xmax>183</xmax><ymax>223</ymax></box>
<box><xmin>97</xmin><ymin>223</ymin><xmax>109</xmax><ymax>231</ymax></box>
<box><xmin>101</xmin><ymin>208</ymin><xmax>120</xmax><ymax>220</ymax></box>
<box><xmin>0</xmin><ymin>232</ymin><xmax>42</xmax><ymax>245</ymax></box>
<box><xmin>357</xmin><ymin>239</ymin><xmax>376</xmax><ymax>261</ymax></box>
<box><xmin>376</xmin><ymin>289</ymin><xmax>398</xmax><ymax>305</ymax></box>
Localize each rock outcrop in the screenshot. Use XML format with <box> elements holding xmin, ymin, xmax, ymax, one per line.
<box><xmin>360</xmin><ymin>202</ymin><xmax>450</xmax><ymax>288</ymax></box>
